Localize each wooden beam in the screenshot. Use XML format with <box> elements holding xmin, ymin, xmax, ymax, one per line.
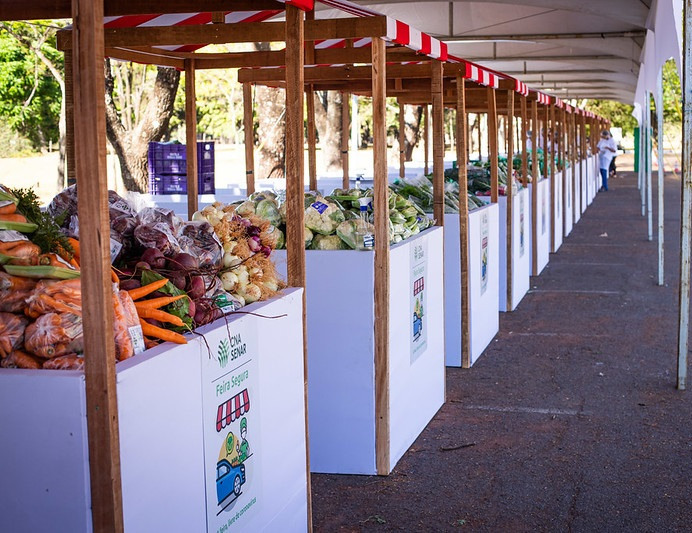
<box><xmin>306</xmin><ymin>87</ymin><xmax>317</xmax><ymax>191</ymax></box>
<box><xmin>284</xmin><ymin>7</ymin><xmax>312</xmax><ymax>527</ymax></box>
<box><xmin>488</xmin><ymin>88</ymin><xmax>499</xmax><ymax>203</ymax></box>
<box><xmin>184</xmin><ymin>59</ymin><xmax>198</xmax><ymax>220</ymax></box>
<box><xmin>64</xmin><ymin>49</ymin><xmax>76</xmax><ymax>186</ymax></box>
<box><xmin>457</xmin><ymin>76</ymin><xmax>471</xmax><ymax>368</ymax></box>
<box><xmin>342</xmin><ymin>91</ymin><xmax>351</xmax><ymax>189</ymax></box>
<box><xmin>105</xmin><ymin>47</ymin><xmax>184</xmax><ymax>69</ymax></box>
<box><xmin>1</xmin><ymin>0</ymin><xmax>284</xmax><ymax>20</ymax></box>
<box><xmin>520</xmin><ymin>96</ymin><xmax>528</xmax><ymax>188</ymax></box>
<box><xmin>72</xmin><ymin>0</ymin><xmax>124</xmax><ymax>529</ymax></box>
<box><xmin>506</xmin><ymin>89</ymin><xmax>515</xmax><ymax>308</ymax></box>
<box><xmin>398</xmin><ymin>98</ymin><xmax>406</xmax><ymax>179</ymax></box>
<box><xmin>372</xmin><ymin>37</ymin><xmax>391</xmax><ymax>476</ymax></box>
<box><xmin>239</xmin><ymin>62</ymin><xmax>438</xmax><ymax>84</ymax></box>
<box><xmin>531</xmin><ymin>99</ymin><xmax>539</xmax><ymax>277</ymax></box>
<box><xmin>423</xmin><ymin>104</ymin><xmax>429</xmax><ymax>175</ymax></box>
<box><xmin>58</xmin><ymin>16</ymin><xmax>389</xmax><ymax>50</ymax></box>
<box><xmin>432</xmin><ymin>61</ymin><xmax>445</xmax><ymax>226</ymax></box>
<box><xmin>550</xmin><ymin>104</ymin><xmax>557</xmax><ymax>252</ymax></box>
<box><xmin>243</xmin><ymin>82</ymin><xmax>255</xmax><ymax>195</ymax></box>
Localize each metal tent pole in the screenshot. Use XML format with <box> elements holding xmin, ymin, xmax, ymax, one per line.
<box><xmin>641</xmin><ymin>110</ymin><xmax>647</xmax><ymax>216</ymax></box>
<box><xmin>677</xmin><ymin>0</ymin><xmax>691</xmax><ymax>391</ymax></box>
<box><xmin>647</xmin><ymin>91</ymin><xmax>654</xmax><ymax>241</ymax></box>
<box><xmin>657</xmin><ymin>71</ymin><xmax>665</xmax><ymax>285</ymax></box>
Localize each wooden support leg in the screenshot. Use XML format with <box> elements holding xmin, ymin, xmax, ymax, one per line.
<box><xmin>184</xmin><ymin>59</ymin><xmax>198</xmax><ymax>220</ymax></box>
<box><xmin>243</xmin><ymin>82</ymin><xmax>255</xmax><ymax>195</ymax></box>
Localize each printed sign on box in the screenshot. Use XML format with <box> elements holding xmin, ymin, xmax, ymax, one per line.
<box><xmin>541</xmin><ymin>186</ymin><xmax>547</xmax><ymax>235</ymax></box>
<box><xmin>480</xmin><ymin>211</ymin><xmax>489</xmax><ymax>295</ymax></box>
<box><xmin>410</xmin><ymin>239</ymin><xmax>428</xmax><ymax>364</ymax></box>
<box><xmin>201</xmin><ymin>321</ymin><xmax>261</xmax><ymax>532</ymax></box>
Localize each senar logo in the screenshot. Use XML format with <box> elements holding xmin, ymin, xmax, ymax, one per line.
<box><xmin>218</xmin><ymin>338</ymin><xmax>230</xmax><ymax>368</ymax></box>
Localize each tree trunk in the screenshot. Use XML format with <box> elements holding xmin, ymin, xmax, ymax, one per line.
<box><xmin>58</xmin><ymin>88</ymin><xmax>66</xmax><ymax>190</ymax></box>
<box><xmin>313</xmin><ymin>90</ymin><xmax>342</xmax><ymax>172</ymax></box>
<box><xmin>254</xmin><ymin>84</ymin><xmax>286</xmax><ymax>178</ymax></box>
<box><xmin>403</xmin><ymin>105</ymin><xmax>423</xmax><ymax>161</ymax></box>
<box><xmin>104</xmin><ymin>60</ymin><xmax>180</xmax><ymax>192</ymax></box>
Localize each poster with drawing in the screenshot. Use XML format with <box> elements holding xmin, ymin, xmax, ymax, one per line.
<box><xmin>481</xmin><ymin>211</ymin><xmax>489</xmax><ymax>295</ymax></box>
<box><xmin>541</xmin><ymin>186</ymin><xmax>547</xmax><ymax>235</ymax></box>
<box><xmin>201</xmin><ymin>321</ymin><xmax>261</xmax><ymax>532</ymax></box>
<box><xmin>410</xmin><ymin>239</ymin><xmax>428</xmax><ymax>364</ymax></box>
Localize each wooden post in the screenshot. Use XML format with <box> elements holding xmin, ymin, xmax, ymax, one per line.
<box><xmin>432</xmin><ymin>61</ymin><xmax>444</xmax><ymax>225</ymax></box>
<box><xmin>64</xmin><ymin>49</ymin><xmax>76</xmax><ymax>186</ymax></box>
<box><xmin>184</xmin><ymin>59</ymin><xmax>198</xmax><ymax>220</ymax></box>
<box><xmin>72</xmin><ymin>0</ymin><xmax>124</xmax><ymax>530</ymax></box>
<box><xmin>423</xmin><ymin>104</ymin><xmax>429</xmax><ymax>174</ymax></box>
<box><xmin>371</xmin><ymin>37</ymin><xmax>391</xmax><ymax>475</ymax></box>
<box><xmin>520</xmin><ymin>96</ymin><xmax>528</xmax><ymax>188</ymax></box>
<box><xmin>580</xmin><ymin>112</ymin><xmax>587</xmax><ymax>212</ymax></box>
<box><xmin>242</xmin><ymin>82</ymin><xmax>255</xmax><ymax>195</ymax></box>
<box><xmin>457</xmin><ymin>76</ymin><xmax>472</xmax><ymax>367</ymax></box>
<box><xmin>531</xmin><ymin>99</ymin><xmax>539</xmax><ymax>276</ymax></box>
<box><xmin>306</xmin><ymin>86</ymin><xmax>317</xmax><ymax>191</ymax></box>
<box><xmin>678</xmin><ymin>0</ymin><xmax>692</xmax><ymax>391</ymax></box>
<box><xmin>398</xmin><ymin>98</ymin><xmax>406</xmax><ymax>179</ymax></box>
<box><xmin>488</xmin><ymin>88</ymin><xmax>499</xmax><ymax>203</ymax></box>
<box><xmin>573</xmin><ymin>113</ymin><xmax>578</xmax><ymax>224</ymax></box>
<box><xmin>284</xmin><ymin>6</ymin><xmax>312</xmax><ymax>524</ymax></box>
<box><xmin>550</xmin><ymin>104</ymin><xmax>557</xmax><ymax>251</ymax></box>
<box><xmin>543</xmin><ymin>106</ymin><xmax>549</xmax><ymax>179</ymax></box>
<box><xmin>561</xmin><ymin>109</ymin><xmax>567</xmax><ymax>238</ymax></box>
<box><xmin>477</xmin><ymin>113</ymin><xmax>483</xmax><ymax>160</ymax></box>
<box><xmin>506</xmin><ymin>89</ymin><xmax>515</xmax><ymax>307</ymax></box>
<box><xmin>342</xmin><ymin>91</ymin><xmax>350</xmax><ymax>189</ymax></box>
<box><xmin>657</xmin><ymin>70</ymin><xmax>665</xmax><ymax>286</ymax></box>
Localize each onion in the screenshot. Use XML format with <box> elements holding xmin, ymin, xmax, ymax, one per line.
<box><xmin>246</xmin><ymin>225</ymin><xmax>261</xmax><ymax>237</ymax></box>
<box><xmin>248</xmin><ymin>236</ymin><xmax>262</xmax><ymax>253</ymax></box>
<box><xmin>260</xmin><ymin>245</ymin><xmax>272</xmax><ymax>257</ymax></box>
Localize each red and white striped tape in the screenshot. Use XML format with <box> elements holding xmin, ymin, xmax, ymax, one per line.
<box><xmin>533</xmin><ymin>90</ymin><xmax>550</xmax><ymax>105</ymax></box>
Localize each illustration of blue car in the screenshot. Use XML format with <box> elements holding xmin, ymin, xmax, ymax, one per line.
<box><xmin>413</xmin><ymin>314</ymin><xmax>423</xmax><ymax>340</ymax></box>
<box><xmin>216</xmin><ymin>459</ymin><xmax>246</xmax><ymax>504</ymax></box>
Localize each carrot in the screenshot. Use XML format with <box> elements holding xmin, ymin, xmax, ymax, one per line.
<box><xmin>0</xmin><ymin>272</ymin><xmax>37</xmax><ymax>291</ymax></box>
<box><xmin>139</xmin><ymin>320</ymin><xmax>187</xmax><ymax>344</ymax></box>
<box><xmin>38</xmin><ymin>253</ymin><xmax>74</xmax><ymax>269</ymax></box>
<box><xmin>127</xmin><ymin>278</ymin><xmax>170</xmax><ymax>300</ymax></box>
<box><xmin>0</xmin><ymin>240</ymin><xmax>25</xmax><ymax>253</ymax></box>
<box><xmin>135</xmin><ymin>307</ymin><xmax>184</xmax><ymax>327</ymax></box>
<box><xmin>0</xmin><ymin>213</ymin><xmax>27</xmax><ymax>223</ymax></box>
<box><xmin>67</xmin><ymin>238</ymin><xmax>80</xmax><ymax>260</ymax></box>
<box><xmin>38</xmin><ymin>294</ymin><xmax>82</xmax><ymax>316</ymax></box>
<box><xmin>133</xmin><ymin>294</ymin><xmax>186</xmax><ymax>309</ymax></box>
<box><xmin>111</xmin><ymin>268</ymin><xmax>119</xmax><ymax>285</ymax></box>
<box><xmin>0</xmin><ymin>203</ymin><xmax>17</xmax><ymax>215</ymax></box>
<box><xmin>4</xmin><ymin>242</ymin><xmax>41</xmax><ymax>258</ymax></box>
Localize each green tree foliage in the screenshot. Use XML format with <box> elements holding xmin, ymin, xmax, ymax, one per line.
<box><xmin>585</xmin><ymin>58</ymin><xmax>681</xmax><ymax>136</ymax></box>
<box><xmin>0</xmin><ymin>22</ymin><xmax>63</xmax><ymax>150</ymax></box>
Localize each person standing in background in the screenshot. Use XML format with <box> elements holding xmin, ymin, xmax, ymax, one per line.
<box><xmin>597</xmin><ymin>130</ymin><xmax>617</xmax><ymax>191</ymax></box>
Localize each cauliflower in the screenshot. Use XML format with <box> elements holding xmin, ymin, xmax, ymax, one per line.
<box><xmin>310</xmin><ymin>234</ymin><xmax>348</xmax><ymax>250</ymax></box>
<box><xmin>304</xmin><ymin>227</ymin><xmax>314</xmax><ymax>248</ymax></box>
<box><xmin>304</xmin><ymin>198</ymin><xmax>345</xmax><ymax>235</ymax></box>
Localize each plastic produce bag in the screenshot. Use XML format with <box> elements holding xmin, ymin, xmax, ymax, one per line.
<box><xmin>136</xmin><ymin>206</ymin><xmax>182</xmax><ymax>233</ymax></box>
<box><xmin>177</xmin><ymin>220</ymin><xmax>223</xmax><ymax>267</ymax></box>
<box><xmin>134</xmin><ymin>222</ymin><xmax>181</xmax><ymax>256</ymax></box>
<box><xmin>0</xmin><ymin>312</ymin><xmax>29</xmax><ymax>358</ymax></box>
<box><xmin>0</xmin><ymin>349</ymin><xmax>42</xmax><ymax>369</ymax></box>
<box><xmin>26</xmin><ymin>279</ymin><xmax>81</xmax><ymax>318</ymax></box>
<box><xmin>114</xmin><ymin>288</ymin><xmax>144</xmax><ymax>360</ymax></box>
<box><xmin>24</xmin><ymin>312</ymin><xmax>84</xmax><ymax>359</ymax></box>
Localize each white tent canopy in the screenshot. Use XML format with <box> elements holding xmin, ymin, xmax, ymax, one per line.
<box><xmin>315</xmin><ymin>0</ymin><xmax>682</xmax><ymax>110</ymax></box>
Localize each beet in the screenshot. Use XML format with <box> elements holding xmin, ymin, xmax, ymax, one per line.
<box><xmin>141</xmin><ymin>247</ymin><xmax>166</xmax><ymax>269</ymax></box>
<box><xmin>187</xmin><ymin>275</ymin><xmax>206</xmax><ymax>300</ymax></box>
<box><xmin>169</xmin><ymin>273</ymin><xmax>187</xmax><ymax>291</ymax></box>
<box><xmin>168</xmin><ymin>252</ymin><xmax>199</xmax><ymax>271</ymax></box>
<box><xmin>119</xmin><ymin>279</ymin><xmax>141</xmax><ymax>291</ymax></box>
<box><xmin>135</xmin><ymin>261</ymin><xmax>150</xmax><ymax>271</ymax></box>
<box><xmin>187</xmin><ymin>299</ymin><xmax>196</xmax><ymax>319</ymax></box>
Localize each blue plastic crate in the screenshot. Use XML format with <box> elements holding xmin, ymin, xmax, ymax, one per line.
<box><xmin>148</xmin><ymin>141</ymin><xmax>216</xmax><ymax>195</ymax></box>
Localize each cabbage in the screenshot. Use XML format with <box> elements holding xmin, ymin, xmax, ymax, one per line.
<box><xmin>255</xmin><ymin>199</ymin><xmax>282</xmax><ymax>227</ymax></box>
<box><xmin>235</xmin><ymin>200</ymin><xmax>256</xmax><ymax>217</ymax></box>
<box><xmin>310</xmin><ymin>234</ymin><xmax>348</xmax><ymax>250</ymax></box>
<box><xmin>336</xmin><ymin>219</ymin><xmax>375</xmax><ymax>249</ymax></box>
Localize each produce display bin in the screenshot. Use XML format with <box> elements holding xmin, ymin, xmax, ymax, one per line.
<box><xmin>273</xmin><ymin>228</ymin><xmax>445</xmax><ymax>474</ymax></box>
<box><xmin>148</xmin><ymin>141</ymin><xmax>216</xmax><ymax>195</ymax></box>
<box><xmin>552</xmin><ymin>171</ymin><xmax>564</xmax><ymax>253</ymax></box>
<box><xmin>498</xmin><ymin>187</ymin><xmax>531</xmax><ymax>312</ymax></box>
<box><xmin>443</xmin><ymin>206</ymin><xmax>500</xmax><ymax>367</ymax></box>
<box><xmin>529</xmin><ymin>178</ymin><xmax>551</xmax><ymax>276</ymax></box>
<box><xmin>573</xmin><ymin>166</ymin><xmax>582</xmax><ymax>225</ymax></box>
<box><xmin>591</xmin><ymin>155</ymin><xmax>599</xmax><ymax>202</ymax></box>
<box><xmin>0</xmin><ymin>290</ymin><xmax>308</xmax><ymax>533</ymax></box>
<box><xmin>580</xmin><ymin>159</ymin><xmax>588</xmax><ymax>214</ymax></box>
<box><xmin>563</xmin><ymin>167</ymin><xmax>574</xmax><ymax>237</ymax></box>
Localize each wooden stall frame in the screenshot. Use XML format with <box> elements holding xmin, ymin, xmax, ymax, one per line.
<box><xmin>505</xmin><ymin>89</ymin><xmax>515</xmax><ymax>306</ymax></box>
<box><xmin>531</xmin><ymin>100</ymin><xmax>539</xmax><ymax>276</ymax></box>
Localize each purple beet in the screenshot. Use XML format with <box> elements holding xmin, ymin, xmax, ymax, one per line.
<box><xmin>141</xmin><ymin>247</ymin><xmax>166</xmax><ymax>269</ymax></box>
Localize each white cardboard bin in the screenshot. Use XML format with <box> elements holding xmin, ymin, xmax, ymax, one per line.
<box><xmin>564</xmin><ymin>168</ymin><xmax>574</xmax><ymax>237</ymax></box>
<box><xmin>0</xmin><ymin>289</ymin><xmax>308</xmax><ymax>533</ymax></box>
<box><xmin>552</xmin><ymin>171</ymin><xmax>564</xmax><ymax>253</ymax></box>
<box><xmin>443</xmin><ymin>205</ymin><xmax>500</xmax><ymax>367</ymax></box>
<box><xmin>497</xmin><ymin>187</ymin><xmax>531</xmax><ymax>312</ymax></box>
<box><xmin>274</xmin><ymin>228</ymin><xmax>445</xmax><ymax>474</ymax></box>
<box><xmin>528</xmin><ymin>179</ymin><xmax>551</xmax><ymax>276</ymax></box>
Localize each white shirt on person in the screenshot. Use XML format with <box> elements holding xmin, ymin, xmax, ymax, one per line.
<box><xmin>597</xmin><ymin>137</ymin><xmax>617</xmax><ymax>170</ymax></box>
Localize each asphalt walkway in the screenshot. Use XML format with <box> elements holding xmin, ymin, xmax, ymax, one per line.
<box><xmin>312</xmin><ymin>170</ymin><xmax>692</xmax><ymax>532</ymax></box>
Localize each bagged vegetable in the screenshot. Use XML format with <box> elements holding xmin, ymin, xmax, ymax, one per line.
<box><xmin>255</xmin><ymin>198</ymin><xmax>282</xmax><ymax>227</ymax></box>
<box><xmin>114</xmin><ymin>288</ymin><xmax>144</xmax><ymax>360</ymax></box>
<box><xmin>26</xmin><ymin>279</ymin><xmax>81</xmax><ymax>318</ymax></box>
<box><xmin>0</xmin><ymin>312</ymin><xmax>29</xmax><ymax>358</ymax></box>
<box><xmin>0</xmin><ymin>350</ymin><xmax>42</xmax><ymax>369</ymax></box>
<box><xmin>136</xmin><ymin>206</ymin><xmax>181</xmax><ymax>233</ymax></box>
<box><xmin>0</xmin><ymin>230</ymin><xmax>40</xmax><ymax>260</ymax></box>
<box><xmin>42</xmin><ymin>354</ymin><xmax>84</xmax><ymax>371</ymax></box>
<box><xmin>177</xmin><ymin>221</ymin><xmax>223</xmax><ymax>267</ymax></box>
<box><xmin>304</xmin><ymin>198</ymin><xmax>345</xmax><ymax>235</ymax></box>
<box><xmin>134</xmin><ymin>222</ymin><xmax>181</xmax><ymax>256</ymax></box>
<box><xmin>336</xmin><ymin>219</ymin><xmax>375</xmax><ymax>250</ymax></box>
<box><xmin>310</xmin><ymin>234</ymin><xmax>348</xmax><ymax>250</ymax></box>
<box><xmin>25</xmin><ymin>312</ymin><xmax>84</xmax><ymax>359</ymax></box>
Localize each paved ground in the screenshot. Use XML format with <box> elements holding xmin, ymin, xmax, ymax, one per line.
<box><xmin>311</xmin><ymin>169</ymin><xmax>691</xmax><ymax>532</ymax></box>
